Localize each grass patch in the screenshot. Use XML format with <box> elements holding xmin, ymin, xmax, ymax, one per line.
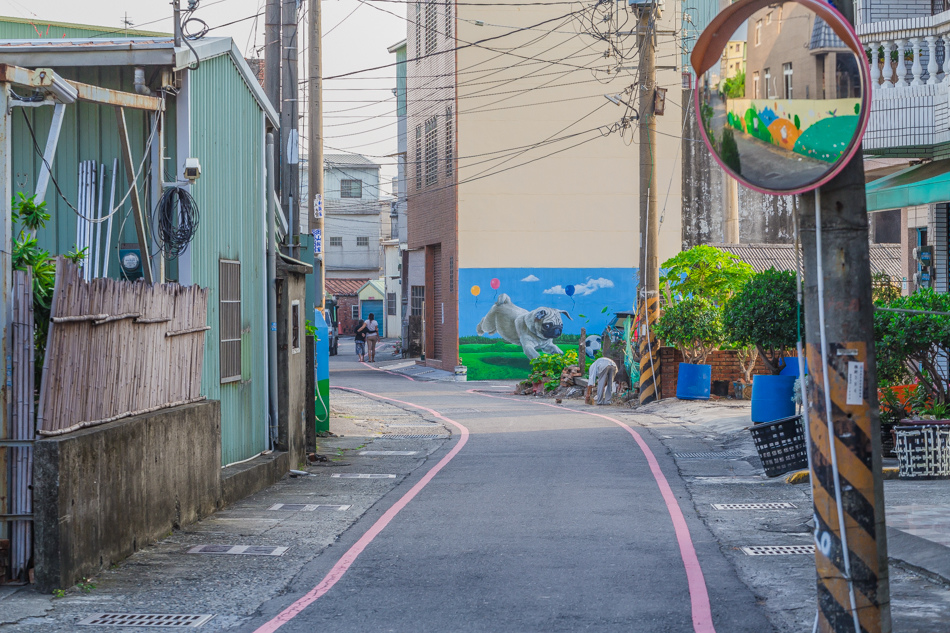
<box><xmin>464</xmin><ymin>350</ymin><xmax>532</xmax><ymax>381</ymax></box>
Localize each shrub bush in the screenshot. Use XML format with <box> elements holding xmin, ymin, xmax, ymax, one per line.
<box><xmin>653</xmin><ymin>297</ymin><xmax>723</xmax><ymax>364</ymax></box>
<box><xmin>723</xmin><ymin>268</ymin><xmax>799</xmax><ymax>375</ymax></box>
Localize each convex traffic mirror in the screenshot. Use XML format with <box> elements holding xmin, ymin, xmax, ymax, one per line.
<box><xmin>690</xmin><ymin>0</ymin><xmax>870</xmax><ymax>195</ymax></box>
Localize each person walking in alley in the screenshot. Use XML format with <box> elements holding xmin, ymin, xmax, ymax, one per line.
<box><xmin>359</xmin><ymin>313</ymin><xmax>380</xmax><ymax>362</ymax></box>
<box><xmin>354</xmin><ymin>318</ymin><xmax>367</xmax><ymax>362</ymax></box>
<box><xmin>587</xmin><ymin>356</ymin><xmax>618</xmax><ymax>405</ymax></box>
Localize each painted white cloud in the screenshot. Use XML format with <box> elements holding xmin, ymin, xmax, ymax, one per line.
<box><xmin>542</xmin><ymin>277</ymin><xmax>614</xmax><ymax>297</ymax></box>
<box><xmin>521</xmin><ymin>274</ymin><xmax>540</xmax><ymax>282</ymax></box>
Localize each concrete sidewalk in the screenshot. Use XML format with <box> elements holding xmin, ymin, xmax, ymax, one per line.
<box><xmin>617</xmin><ymin>398</ymin><xmax>950</xmax><ymax>632</ymax></box>
<box><xmin>0</xmin><ymin>390</ymin><xmax>452</xmax><ymax>632</ymax></box>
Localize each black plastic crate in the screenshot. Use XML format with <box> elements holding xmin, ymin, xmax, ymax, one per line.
<box><xmin>749</xmin><ymin>415</ymin><xmax>809</xmax><ymax>478</ymax></box>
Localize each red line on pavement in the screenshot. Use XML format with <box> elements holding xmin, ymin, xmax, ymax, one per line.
<box><xmin>469</xmin><ymin>390</ymin><xmax>717</xmax><ymax>633</ymax></box>
<box><xmin>252</xmin><ymin>387</ymin><xmax>468</xmax><ymax>633</ymax></box>
<box><xmin>360</xmin><ymin>361</ymin><xmax>417</xmax><ymax>381</ymax></box>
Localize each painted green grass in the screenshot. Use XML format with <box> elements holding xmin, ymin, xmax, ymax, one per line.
<box><xmin>459</xmin><ymin>337</ymin><xmax>585</xmax><ymax>381</ymax></box>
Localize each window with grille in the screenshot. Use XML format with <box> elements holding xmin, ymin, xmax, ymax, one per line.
<box><xmin>219</xmin><ymin>260</ymin><xmax>242</xmax><ymax>384</ymax></box>
<box><xmin>425</xmin><ymin>116</ymin><xmax>438</xmax><ymax>187</ymax></box>
<box><xmin>425</xmin><ymin>0</ymin><xmax>437</xmax><ymax>54</ymax></box>
<box><xmin>783</xmin><ymin>63</ymin><xmax>793</xmax><ymax>99</ymax></box>
<box><xmin>351</xmin><ymin>304</ymin><xmax>360</xmax><ymax>319</ymax></box>
<box><xmin>449</xmin><ymin>256</ymin><xmax>454</xmax><ymax>292</ymax></box>
<box><xmin>445</xmin><ymin>106</ymin><xmax>453</xmax><ymax>177</ymax></box>
<box><xmin>444</xmin><ymin>0</ymin><xmax>451</xmax><ymax>39</ymax></box>
<box><xmin>415</xmin><ymin>125</ymin><xmax>423</xmax><ymax>190</ymax></box>
<box><xmin>291</xmin><ymin>301</ymin><xmax>301</xmax><ymax>353</ymax></box>
<box><xmin>329</xmin><ymin>236</ymin><xmax>343</xmax><ymax>247</ymax></box>
<box><xmin>414</xmin><ymin>1</ymin><xmax>422</xmax><ymax>62</ymax></box>
<box><xmin>357</xmin><ymin>236</ymin><xmax>370</xmax><ymax>247</ymax></box>
<box><xmin>341</xmin><ymin>179</ymin><xmax>362</xmax><ymax>198</ymax></box>
<box><xmin>387</xmin><ymin>292</ymin><xmax>397</xmax><ymax>315</ymax></box>
<box><xmin>411</xmin><ymin>286</ymin><xmax>425</xmax><ymax>316</ymax></box>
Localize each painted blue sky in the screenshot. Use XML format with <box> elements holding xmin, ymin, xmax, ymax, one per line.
<box><xmin>458</xmin><ymin>267</ymin><xmax>638</xmax><ymax>337</ymax></box>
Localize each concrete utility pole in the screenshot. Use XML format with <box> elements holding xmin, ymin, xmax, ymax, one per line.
<box><xmin>309</xmin><ymin>0</ymin><xmax>330</xmax><ymax>432</ymax></box>
<box><xmin>637</xmin><ymin>4</ymin><xmax>660</xmax><ymax>405</ymax></box>
<box><xmin>281</xmin><ymin>0</ymin><xmax>299</xmax><ymax>254</ymax></box>
<box><xmin>172</xmin><ymin>2</ymin><xmax>182</xmax><ymax>48</ymax></box>
<box><xmin>798</xmin><ymin>1</ymin><xmax>891</xmax><ymax>630</ymax></box>
<box><xmin>265</xmin><ymin>0</ymin><xmax>282</xmax><ymax>127</ymax></box>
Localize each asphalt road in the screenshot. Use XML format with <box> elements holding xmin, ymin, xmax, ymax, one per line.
<box><xmin>243</xmin><ymin>352</ymin><xmax>775</xmax><ymax>633</ymax></box>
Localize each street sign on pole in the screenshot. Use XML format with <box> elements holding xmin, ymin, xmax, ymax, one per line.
<box><xmin>692</xmin><ymin>1</ymin><xmax>891</xmax><ymax>631</ymax></box>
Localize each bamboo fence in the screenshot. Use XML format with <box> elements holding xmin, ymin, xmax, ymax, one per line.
<box><xmin>37</xmin><ymin>259</ymin><xmax>210</xmax><ymax>436</ymax></box>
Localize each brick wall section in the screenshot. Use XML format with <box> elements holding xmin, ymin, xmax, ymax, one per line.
<box><xmin>406</xmin><ymin>0</ymin><xmax>458</xmax><ymax>368</ymax></box>
<box><xmin>658</xmin><ymin>347</ymin><xmax>799</xmax><ymax>400</ymax></box>
<box><xmin>337</xmin><ymin>296</ymin><xmax>360</xmax><ymax>335</ymax></box>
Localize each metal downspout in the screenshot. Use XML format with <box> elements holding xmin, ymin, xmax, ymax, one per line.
<box><xmin>266</xmin><ymin>132</ymin><xmax>279</xmax><ymax>450</ymax></box>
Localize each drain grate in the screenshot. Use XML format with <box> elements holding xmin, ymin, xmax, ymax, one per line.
<box><xmin>712</xmin><ymin>503</ymin><xmax>797</xmax><ymax>510</ymax></box>
<box><xmin>360</xmin><ymin>450</ymin><xmax>418</xmax><ymax>456</ymax></box>
<box><xmin>187</xmin><ymin>545</ymin><xmax>288</xmax><ymax>556</ymax></box>
<box><xmin>331</xmin><ymin>473</ymin><xmax>397</xmax><ymax>479</ymax></box>
<box><xmin>740</xmin><ymin>545</ymin><xmax>815</xmax><ymax>556</ymax></box>
<box><xmin>267</xmin><ymin>504</ymin><xmax>350</xmax><ymax>511</ymax></box>
<box><xmin>78</xmin><ymin>613</ymin><xmax>214</xmax><ymax>627</ymax></box>
<box><xmin>674</xmin><ymin>450</ymin><xmax>745</xmax><ymax>459</ymax></box>
<box><xmin>381</xmin><ymin>434</ymin><xmax>443</xmax><ymax>439</ymax></box>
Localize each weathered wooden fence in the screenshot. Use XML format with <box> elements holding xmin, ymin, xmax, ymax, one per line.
<box><xmin>37</xmin><ymin>259</ymin><xmax>210</xmax><ymax>436</ymax></box>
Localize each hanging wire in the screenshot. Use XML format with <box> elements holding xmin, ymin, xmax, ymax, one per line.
<box><xmin>154</xmin><ymin>186</ymin><xmax>201</xmax><ymax>259</ymax></box>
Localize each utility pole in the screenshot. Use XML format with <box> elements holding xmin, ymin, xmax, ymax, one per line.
<box><xmin>637</xmin><ymin>3</ymin><xmax>660</xmax><ymax>405</ymax></box>
<box><xmin>265</xmin><ymin>0</ymin><xmax>282</xmax><ymax>128</ymax></box>
<box><xmin>798</xmin><ymin>0</ymin><xmax>891</xmax><ymax>630</ymax></box>
<box><xmin>309</xmin><ymin>0</ymin><xmax>330</xmax><ymax>432</ymax></box>
<box><xmin>282</xmin><ymin>0</ymin><xmax>299</xmax><ymax>255</ymax></box>
<box><xmin>171</xmin><ymin>3</ymin><xmax>181</xmax><ymax>47</ymax></box>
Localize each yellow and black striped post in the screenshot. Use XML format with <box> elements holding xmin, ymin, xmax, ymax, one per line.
<box><xmin>800</xmin><ymin>163</ymin><xmax>891</xmax><ymax>630</ymax></box>
<box><xmin>639</xmin><ymin>293</ymin><xmax>660</xmax><ymax>404</ymax></box>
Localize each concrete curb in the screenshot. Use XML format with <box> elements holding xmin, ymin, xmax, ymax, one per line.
<box><xmin>783</xmin><ymin>467</ymin><xmax>899</xmax><ymax>484</ymax></box>
<box><xmin>887</xmin><ymin>527</ymin><xmax>950</xmax><ymax>585</ymax></box>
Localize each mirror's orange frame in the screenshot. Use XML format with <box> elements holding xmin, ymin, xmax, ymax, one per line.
<box><xmin>690</xmin><ymin>0</ymin><xmax>871</xmax><ymax>195</ymax></box>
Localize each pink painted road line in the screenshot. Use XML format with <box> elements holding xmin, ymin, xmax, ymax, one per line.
<box><xmin>252</xmin><ymin>387</ymin><xmax>468</xmax><ymax>633</ymax></box>
<box><xmin>469</xmin><ymin>390</ymin><xmax>717</xmax><ymax>633</ymax></box>
<box><xmin>360</xmin><ymin>360</ymin><xmax>416</xmax><ymax>381</ymax></box>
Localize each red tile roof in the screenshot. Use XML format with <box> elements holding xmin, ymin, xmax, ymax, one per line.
<box><xmin>326</xmin><ymin>278</ymin><xmax>369</xmax><ymax>296</ymax></box>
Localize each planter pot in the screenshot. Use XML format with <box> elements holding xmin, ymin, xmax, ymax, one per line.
<box><xmin>676</xmin><ymin>363</ymin><xmax>711</xmax><ymax>400</ymax></box>
<box><xmin>894</xmin><ymin>419</ymin><xmax>950</xmax><ymax>479</ymax></box>
<box><xmin>751</xmin><ymin>374</ymin><xmax>797</xmax><ymax>423</ymax></box>
<box><xmin>779</xmin><ymin>357</ymin><xmax>807</xmax><ymax>377</ymax></box>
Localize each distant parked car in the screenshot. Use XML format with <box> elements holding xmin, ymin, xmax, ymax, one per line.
<box><xmin>324</xmin><ymin>301</ymin><xmax>339</xmax><ymax>356</ymax></box>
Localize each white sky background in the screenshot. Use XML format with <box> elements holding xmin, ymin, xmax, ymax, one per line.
<box><xmin>2</xmin><ymin>0</ymin><xmax>405</xmax><ymax>195</ymax></box>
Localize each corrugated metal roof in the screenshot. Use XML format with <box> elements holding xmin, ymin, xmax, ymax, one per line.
<box><xmin>359</xmin><ymin>279</ymin><xmax>385</xmax><ymax>298</ymax></box>
<box><xmin>324</xmin><ymin>153</ymin><xmax>379</xmax><ymax>168</ymax></box>
<box><xmin>0</xmin><ymin>15</ymin><xmax>170</xmax><ymax>38</ymax></box>
<box><xmin>710</xmin><ymin>243</ymin><xmax>903</xmax><ymax>279</ymax></box>
<box><xmin>326</xmin><ymin>278</ymin><xmax>369</xmax><ymax>296</ymax></box>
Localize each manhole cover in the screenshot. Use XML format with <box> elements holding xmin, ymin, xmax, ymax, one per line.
<box><xmin>331</xmin><ymin>473</ymin><xmax>396</xmax><ymax>479</ymax></box>
<box><xmin>78</xmin><ymin>614</ymin><xmax>214</xmax><ymax>627</ymax></box>
<box><xmin>382</xmin><ymin>434</ymin><xmax>444</xmax><ymax>439</ymax></box>
<box><xmin>740</xmin><ymin>545</ymin><xmax>815</xmax><ymax>555</ymax></box>
<box><xmin>674</xmin><ymin>451</ymin><xmax>745</xmax><ymax>459</ymax></box>
<box><xmin>359</xmin><ymin>450</ymin><xmax>418</xmax><ymax>456</ymax></box>
<box><xmin>268</xmin><ymin>504</ymin><xmax>350</xmax><ymax>511</ymax></box>
<box><xmin>712</xmin><ymin>503</ymin><xmax>797</xmax><ymax>510</ymax></box>
<box><xmin>187</xmin><ymin>545</ymin><xmax>288</xmax><ymax>556</ymax></box>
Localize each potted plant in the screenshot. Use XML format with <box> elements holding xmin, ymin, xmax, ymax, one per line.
<box><xmin>654</xmin><ymin>296</ymin><xmax>723</xmax><ymax>400</ymax></box>
<box><xmin>723</xmin><ymin>268</ymin><xmax>800</xmax><ymax>422</ymax></box>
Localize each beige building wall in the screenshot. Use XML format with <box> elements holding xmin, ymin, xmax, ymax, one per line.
<box><xmin>455</xmin><ymin>5</ymin><xmax>683</xmax><ymax>270</ymax></box>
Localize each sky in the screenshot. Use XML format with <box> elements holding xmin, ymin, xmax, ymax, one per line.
<box><xmin>3</xmin><ymin>0</ymin><xmax>405</xmax><ymax>194</ymax></box>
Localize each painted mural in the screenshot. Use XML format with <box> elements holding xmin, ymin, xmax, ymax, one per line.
<box><xmin>725</xmin><ymin>97</ymin><xmax>860</xmax><ymax>163</ymax></box>
<box><xmin>459</xmin><ymin>268</ymin><xmax>637</xmax><ymax>380</ymax></box>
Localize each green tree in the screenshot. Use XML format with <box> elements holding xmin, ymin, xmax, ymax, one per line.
<box><xmin>654</xmin><ymin>297</ymin><xmax>723</xmax><ymax>365</ymax></box>
<box><xmin>720</xmin><ymin>128</ymin><xmax>741</xmax><ymax>175</ymax></box>
<box><xmin>720</xmin><ymin>71</ymin><xmax>745</xmax><ymax>99</ymax></box>
<box><xmin>723</xmin><ymin>268</ymin><xmax>799</xmax><ymax>375</ymax></box>
<box><xmin>874</xmin><ymin>289</ymin><xmax>950</xmax><ymax>402</ymax></box>
<box><xmin>659</xmin><ymin>245</ymin><xmax>754</xmax><ymax>306</ymax></box>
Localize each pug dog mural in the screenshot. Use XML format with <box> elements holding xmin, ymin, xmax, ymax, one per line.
<box><xmin>476</xmin><ymin>294</ymin><xmax>572</xmax><ymax>360</ymax></box>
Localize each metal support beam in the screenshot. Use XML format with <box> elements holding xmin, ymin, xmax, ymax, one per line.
<box><xmin>114</xmin><ymin>106</ymin><xmax>153</xmax><ymax>284</ymax></box>
<box><xmin>34</xmin><ymin>103</ymin><xmax>65</xmax><ymax>205</ymax></box>
<box><xmin>67</xmin><ymin>79</ymin><xmax>162</xmax><ymax>111</ymax></box>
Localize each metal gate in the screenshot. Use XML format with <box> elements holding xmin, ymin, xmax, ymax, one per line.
<box><xmin>361</xmin><ymin>301</ymin><xmax>384</xmax><ymax>337</ymax></box>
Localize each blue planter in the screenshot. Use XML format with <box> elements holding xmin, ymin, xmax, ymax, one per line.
<box><xmin>676</xmin><ymin>363</ymin><xmax>711</xmax><ymax>400</ymax></box>
<box><xmin>751</xmin><ymin>374</ymin><xmax>797</xmax><ymax>423</ymax></box>
<box><xmin>779</xmin><ymin>357</ymin><xmax>808</xmax><ymax>377</ymax></box>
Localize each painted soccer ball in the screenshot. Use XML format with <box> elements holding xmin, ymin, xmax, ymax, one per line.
<box><xmin>584</xmin><ymin>335</ymin><xmax>602</xmax><ymax>358</ymax></box>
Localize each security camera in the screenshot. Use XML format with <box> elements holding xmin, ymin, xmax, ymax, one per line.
<box><xmin>183</xmin><ymin>157</ymin><xmax>201</xmax><ymax>182</ymax></box>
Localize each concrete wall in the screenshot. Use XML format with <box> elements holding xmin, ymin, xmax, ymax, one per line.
<box><xmin>276</xmin><ymin>259</ymin><xmax>311</xmax><ymax>467</ymax></box>
<box><xmin>34</xmin><ymin>402</ymin><xmax>221</xmax><ymax>593</ymax></box>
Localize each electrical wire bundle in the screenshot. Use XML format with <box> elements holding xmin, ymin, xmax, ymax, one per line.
<box><xmin>154</xmin><ymin>186</ymin><xmax>200</xmax><ymax>260</ymax></box>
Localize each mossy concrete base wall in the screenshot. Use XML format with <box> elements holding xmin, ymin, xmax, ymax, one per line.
<box><xmin>33</xmin><ymin>401</ymin><xmax>221</xmax><ymax>593</ymax></box>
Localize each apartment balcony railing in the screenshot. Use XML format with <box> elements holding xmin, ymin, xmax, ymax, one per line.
<box><xmin>859</xmin><ymin>10</ymin><xmax>950</xmax><ymax>155</ymax></box>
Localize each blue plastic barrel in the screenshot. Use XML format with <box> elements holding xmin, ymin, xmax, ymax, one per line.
<box><xmin>779</xmin><ymin>357</ymin><xmax>807</xmax><ymax>377</ymax></box>
<box><xmin>676</xmin><ymin>363</ymin><xmax>712</xmax><ymax>400</ymax></box>
<box><xmin>751</xmin><ymin>374</ymin><xmax>797</xmax><ymax>423</ymax></box>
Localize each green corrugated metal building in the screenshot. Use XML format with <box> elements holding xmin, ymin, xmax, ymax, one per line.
<box><xmin>0</xmin><ymin>23</ymin><xmax>279</xmax><ymax>465</ymax></box>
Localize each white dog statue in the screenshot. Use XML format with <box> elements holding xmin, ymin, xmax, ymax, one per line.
<box><xmin>476</xmin><ymin>293</ymin><xmax>572</xmax><ymax>360</ymax></box>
